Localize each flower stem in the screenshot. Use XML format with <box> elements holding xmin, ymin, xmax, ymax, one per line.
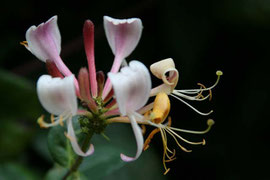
<box><xmin>62</xmin><ymin>131</ymin><xmax>93</xmax><ymax>180</ymax></box>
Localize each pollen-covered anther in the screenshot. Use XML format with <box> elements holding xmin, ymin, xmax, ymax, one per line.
<box><xmin>37</xmin><ymin>115</ymin><xmax>46</xmax><ymax>128</ymax></box>
<box><xmin>59</xmin><ymin>115</ymin><xmax>64</xmax><ymax>126</ymax></box>
<box><xmin>20</xmin><ymin>41</ymin><xmax>28</xmax><ymax>47</ymax></box>
<box><xmin>151</xmin><ymin>92</ymin><xmax>171</xmax><ymax>124</ymax></box>
<box><xmin>50</xmin><ymin>114</ymin><xmax>55</xmax><ymax>123</ymax></box>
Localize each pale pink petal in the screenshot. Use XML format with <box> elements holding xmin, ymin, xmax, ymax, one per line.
<box><xmin>25</xmin><ymin>16</ymin><xmax>72</xmax><ymax>77</ymax></box>
<box><xmin>83</xmin><ymin>20</ymin><xmax>97</xmax><ymax>97</ymax></box>
<box><xmin>104</xmin><ymin>16</ymin><xmax>143</xmax><ymax>62</ymax></box>
<box><xmin>67</xmin><ymin>118</ymin><xmax>94</xmax><ymax>157</ymax></box>
<box><xmin>108</xmin><ymin>61</ymin><xmax>151</xmax><ymax>116</ymax></box>
<box><xmin>120</xmin><ymin>112</ymin><xmax>144</xmax><ymax>162</ymax></box>
<box><xmin>102</xmin><ymin>16</ymin><xmax>143</xmax><ymax>99</ymax></box>
<box><xmin>37</xmin><ymin>75</ymin><xmax>77</xmax><ymax>115</ymax></box>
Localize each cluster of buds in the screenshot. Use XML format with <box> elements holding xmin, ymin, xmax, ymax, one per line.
<box><xmin>22</xmin><ymin>15</ymin><xmax>222</xmax><ymax>174</ymax></box>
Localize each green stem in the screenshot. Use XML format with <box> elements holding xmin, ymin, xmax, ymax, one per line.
<box><xmin>62</xmin><ymin>132</ymin><xmax>93</xmax><ymax>180</ymax></box>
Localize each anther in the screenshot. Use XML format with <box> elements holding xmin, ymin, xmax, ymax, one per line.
<box><xmin>50</xmin><ymin>114</ymin><xmax>55</xmax><ymax>123</ymax></box>
<box><xmin>20</xmin><ymin>41</ymin><xmax>28</xmax><ymax>47</ymax></box>
<box><xmin>151</xmin><ymin>92</ymin><xmax>171</xmax><ymax>124</ymax></box>
<box><xmin>59</xmin><ymin>116</ymin><xmax>64</xmax><ymax>126</ymax></box>
<box><xmin>37</xmin><ymin>115</ymin><xmax>46</xmax><ymax>128</ymax></box>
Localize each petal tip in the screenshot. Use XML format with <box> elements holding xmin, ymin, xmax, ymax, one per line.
<box><xmin>120</xmin><ymin>153</ymin><xmax>135</xmax><ymax>162</ymax></box>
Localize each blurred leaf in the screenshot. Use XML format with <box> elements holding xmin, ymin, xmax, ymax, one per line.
<box><xmin>0</xmin><ymin>120</ymin><xmax>34</xmax><ymax>159</ymax></box>
<box><xmin>47</xmin><ymin>119</ymin><xmax>79</xmax><ymax>168</ymax></box>
<box><xmin>0</xmin><ymin>162</ymin><xmax>39</xmax><ymax>180</ymax></box>
<box><xmin>32</xmin><ymin>131</ymin><xmax>53</xmax><ymax>162</ymax></box>
<box><xmin>45</xmin><ymin>164</ymin><xmax>67</xmax><ymax>180</ymax></box>
<box><xmin>0</xmin><ymin>69</ymin><xmax>40</xmax><ymax>159</ymax></box>
<box><xmin>79</xmin><ymin>124</ymin><xmax>167</xmax><ymax>180</ymax></box>
<box><xmin>0</xmin><ymin>69</ymin><xmax>42</xmax><ymax>121</ymax></box>
<box><xmin>45</xmin><ymin>164</ymin><xmax>87</xmax><ymax>180</ymax></box>
<box><xmin>47</xmin><ymin>118</ymin><xmax>167</xmax><ymax>180</ymax></box>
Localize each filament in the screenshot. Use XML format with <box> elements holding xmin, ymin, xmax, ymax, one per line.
<box><xmin>170</xmin><ymin>94</ymin><xmax>213</xmax><ymax>116</ymax></box>
<box><xmin>176</xmin><ymin>71</ymin><xmax>222</xmax><ymax>93</ymax></box>
<box><xmin>168</xmin><ymin>119</ymin><xmax>214</xmax><ymax>134</ymax></box>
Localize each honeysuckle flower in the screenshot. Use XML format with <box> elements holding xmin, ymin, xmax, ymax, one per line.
<box><xmin>108</xmin><ymin>60</ymin><xmax>151</xmax><ymax>161</ymax></box>
<box><xmin>102</xmin><ymin>16</ymin><xmax>143</xmax><ymax>99</ymax></box>
<box><xmin>37</xmin><ymin>75</ymin><xmax>94</xmax><ymax>157</ymax></box>
<box><xmin>23</xmin><ymin>16</ymin><xmax>145</xmax><ymax>159</ymax></box>
<box><xmin>23</xmin><ymin>15</ymin><xmax>222</xmax><ymax>176</ymax></box>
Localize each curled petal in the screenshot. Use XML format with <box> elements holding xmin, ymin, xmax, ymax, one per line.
<box><xmin>150</xmin><ymin>58</ymin><xmax>179</xmax><ymax>96</ymax></box>
<box><xmin>108</xmin><ymin>60</ymin><xmax>151</xmax><ymax>116</ymax></box>
<box><xmin>26</xmin><ymin>16</ymin><xmax>61</xmax><ymax>62</ymax></box>
<box><xmin>104</xmin><ymin>16</ymin><xmax>143</xmax><ymax>61</ymax></box>
<box><xmin>37</xmin><ymin>75</ymin><xmax>77</xmax><ymax>115</ymax></box>
<box><xmin>120</xmin><ymin>112</ymin><xmax>144</xmax><ymax>162</ymax></box>
<box><xmin>67</xmin><ymin>118</ymin><xmax>94</xmax><ymax>157</ymax></box>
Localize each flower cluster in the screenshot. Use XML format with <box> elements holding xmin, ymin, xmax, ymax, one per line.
<box><xmin>22</xmin><ymin>15</ymin><xmax>222</xmax><ymax>174</ymax></box>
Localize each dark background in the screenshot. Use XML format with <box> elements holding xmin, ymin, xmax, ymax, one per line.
<box><xmin>0</xmin><ymin>0</ymin><xmax>269</xmax><ymax>179</ymax></box>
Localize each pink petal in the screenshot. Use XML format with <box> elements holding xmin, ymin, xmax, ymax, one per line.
<box><xmin>120</xmin><ymin>112</ymin><xmax>144</xmax><ymax>162</ymax></box>
<box><xmin>67</xmin><ymin>118</ymin><xmax>94</xmax><ymax>157</ymax></box>
<box><xmin>102</xmin><ymin>16</ymin><xmax>143</xmax><ymax>99</ymax></box>
<box><xmin>25</xmin><ymin>16</ymin><xmax>72</xmax><ymax>77</ymax></box>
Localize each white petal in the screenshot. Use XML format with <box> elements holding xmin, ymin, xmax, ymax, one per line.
<box><xmin>108</xmin><ymin>61</ymin><xmax>151</xmax><ymax>116</ymax></box>
<box><xmin>104</xmin><ymin>16</ymin><xmax>142</xmax><ymax>58</ymax></box>
<box><xmin>120</xmin><ymin>112</ymin><xmax>144</xmax><ymax>162</ymax></box>
<box><xmin>37</xmin><ymin>75</ymin><xmax>77</xmax><ymax>115</ymax></box>
<box><xmin>67</xmin><ymin>118</ymin><xmax>94</xmax><ymax>157</ymax></box>
<box><xmin>26</xmin><ymin>16</ymin><xmax>61</xmax><ymax>62</ymax></box>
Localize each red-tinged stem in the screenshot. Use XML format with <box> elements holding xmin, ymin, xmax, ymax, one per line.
<box><xmin>83</xmin><ymin>20</ymin><xmax>98</xmax><ymax>98</ymax></box>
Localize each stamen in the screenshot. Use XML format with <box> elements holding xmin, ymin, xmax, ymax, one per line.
<box><xmin>170</xmin><ymin>94</ymin><xmax>213</xmax><ymax>116</ymax></box>
<box><xmin>141</xmin><ymin>125</ymin><xmax>146</xmax><ymax>135</ymax></box>
<box><xmin>173</xmin><ymin>91</ymin><xmax>210</xmax><ymax>101</ymax></box>
<box><xmin>50</xmin><ymin>114</ymin><xmax>55</xmax><ymax>123</ymax></box>
<box><xmin>37</xmin><ymin>112</ymin><xmax>71</xmax><ymax>128</ymax></box>
<box><xmin>143</xmin><ymin>128</ymin><xmax>160</xmax><ymax>151</ymax></box>
<box><xmin>59</xmin><ymin>115</ymin><xmax>64</xmax><ymax>126</ymax></box>
<box><xmin>37</xmin><ymin>115</ymin><xmax>46</xmax><ymax>128</ymax></box>
<box><xmin>197</xmin><ymin>83</ymin><xmax>212</xmax><ymax>101</ymax></box>
<box><xmin>164</xmin><ymin>128</ymin><xmax>192</xmax><ymax>152</ymax></box>
<box><xmin>20</xmin><ymin>41</ymin><xmax>28</xmax><ymax>47</ymax></box>
<box><xmin>151</xmin><ymin>92</ymin><xmax>170</xmax><ymax>124</ymax></box>
<box><xmin>176</xmin><ymin>70</ymin><xmax>223</xmax><ymax>94</ymax></box>
<box><xmin>168</xmin><ymin>119</ymin><xmax>215</xmax><ymax>134</ymax></box>
<box><xmin>160</xmin><ymin>128</ymin><xmax>170</xmax><ymax>174</ymax></box>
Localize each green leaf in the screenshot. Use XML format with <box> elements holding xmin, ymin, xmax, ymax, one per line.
<box><xmin>48</xmin><ymin>119</ymin><xmax>167</xmax><ymax>180</ymax></box>
<box><xmin>0</xmin><ymin>162</ymin><xmax>39</xmax><ymax>180</ymax></box>
<box><xmin>0</xmin><ymin>120</ymin><xmax>35</xmax><ymax>159</ymax></box>
<box><xmin>47</xmin><ymin>121</ymin><xmax>77</xmax><ymax>168</ymax></box>
<box><xmin>45</xmin><ymin>164</ymin><xmax>87</xmax><ymax>180</ymax></box>
<box><xmin>79</xmin><ymin>124</ymin><xmax>167</xmax><ymax>180</ymax></box>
